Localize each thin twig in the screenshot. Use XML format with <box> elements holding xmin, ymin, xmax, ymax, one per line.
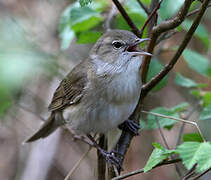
<box><xmin>182</xmin><ymin>164</ymin><xmax>197</xmax><ymax>180</ymax></box>
<box><xmin>112</xmin><ymin>0</ymin><xmax>141</xmax><ymax>36</ymax></box>
<box><xmin>187</xmin><ymin>2</ymin><xmax>211</xmax><ymax>17</ymax></box>
<box><xmin>64</xmin><ymin>147</ymin><xmax>92</xmax><ymax>180</ymax></box>
<box><xmin>136</xmin><ymin>0</ymin><xmax>150</xmax><ymax>15</ymax></box>
<box><xmin>175</xmin><ymin>102</ymin><xmax>201</xmax><ymax>147</ymax></box>
<box><xmin>141</xmin><ymin>0</ymin><xmax>194</xmax><ymax>83</ymax></box>
<box><xmin>111</xmin><ymin>158</ymin><xmax>182</xmax><ymax>180</ymax></box>
<box><xmin>143</xmin><ymin>0</ymin><xmax>210</xmax><ymax>92</ymax></box>
<box><xmin>155</xmin><ymin>116</ymin><xmax>170</xmax><ymax>149</ymax></box>
<box><xmin>141</xmin><ymin>110</ymin><xmax>205</xmax><ymax>141</ymax></box>
<box><xmin>189</xmin><ymin>167</ymin><xmax>211</xmax><ymax>180</ymax></box>
<box><xmin>18</xmin><ymin>104</ymin><xmax>45</xmax><ymax>122</ymax></box>
<box><xmin>140</xmin><ymin>0</ymin><xmax>163</xmax><ymax>37</ymax></box>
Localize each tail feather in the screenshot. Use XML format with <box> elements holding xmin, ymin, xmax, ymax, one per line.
<box><xmin>25</xmin><ymin>113</ymin><xmax>60</xmax><ymax>143</ymax></box>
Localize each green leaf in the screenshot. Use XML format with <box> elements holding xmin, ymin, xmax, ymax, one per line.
<box><xmin>147</xmin><ymin>58</ymin><xmax>168</xmax><ymax>92</ymax></box>
<box><xmin>0</xmin><ymin>99</ymin><xmax>11</xmax><ymax>119</ymax></box>
<box><xmin>125</xmin><ymin>0</ymin><xmax>147</xmax><ymax>18</ymax></box>
<box><xmin>171</xmin><ymin>102</ymin><xmax>189</xmax><ymax>113</ymax></box>
<box><xmin>79</xmin><ymin>0</ymin><xmax>92</xmax><ymax>7</ymax></box>
<box><xmin>199</xmin><ymin>105</ymin><xmax>211</xmax><ymax>121</ymax></box>
<box><xmin>59</xmin><ymin>2</ymin><xmax>103</xmax><ymax>50</ymax></box>
<box><xmin>183</xmin><ymin>133</ymin><xmax>203</xmax><ymax>142</ymax></box>
<box><xmin>181</xmin><ymin>19</ymin><xmax>210</xmax><ymax>49</ymax></box>
<box><xmin>77</xmin><ymin>31</ymin><xmax>102</xmax><ymax>44</ymax></box>
<box><xmin>60</xmin><ymin>26</ymin><xmax>75</xmax><ymax>50</ymax></box>
<box><xmin>144</xmin><ymin>143</ymin><xmax>177</xmax><ymax>172</ymax></box>
<box><xmin>142</xmin><ymin>103</ymin><xmax>188</xmax><ymax>130</ymax></box>
<box><xmin>202</xmin><ymin>92</ymin><xmax>211</xmax><ymax>107</ymax></box>
<box><xmin>142</xmin><ymin>103</ymin><xmax>189</xmax><ymax>129</ymax></box>
<box><xmin>159</xmin><ymin>0</ymin><xmax>184</xmax><ymax>19</ymax></box>
<box><xmin>177</xmin><ymin>142</ymin><xmax>211</xmax><ymax>172</ymax></box>
<box><xmin>190</xmin><ymin>89</ymin><xmax>201</xmax><ymax>98</ymax></box>
<box><xmin>182</xmin><ymin>49</ymin><xmax>211</xmax><ymax>77</ymax></box>
<box><xmin>70</xmin><ymin>6</ymin><xmax>102</xmax><ymax>32</ymax></box>
<box><xmin>115</xmin><ymin>0</ymin><xmax>147</xmax><ymax>33</ymax></box>
<box><xmin>175</xmin><ymin>73</ymin><xmax>206</xmax><ymax>88</ymax></box>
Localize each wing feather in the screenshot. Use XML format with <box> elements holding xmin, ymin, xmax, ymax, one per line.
<box><xmin>48</xmin><ymin>61</ymin><xmax>88</xmax><ymax>111</ymax></box>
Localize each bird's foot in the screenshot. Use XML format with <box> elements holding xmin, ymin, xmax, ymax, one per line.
<box><xmin>99</xmin><ymin>148</ymin><xmax>123</xmax><ymax>170</ymax></box>
<box><xmin>118</xmin><ymin>119</ymin><xmax>141</xmax><ymax>136</ymax></box>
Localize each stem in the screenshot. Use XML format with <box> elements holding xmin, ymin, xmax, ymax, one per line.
<box><xmin>112</xmin><ymin>158</ymin><xmax>182</xmax><ymax>180</ymax></box>
<box><xmin>112</xmin><ymin>0</ymin><xmax>141</xmax><ymax>36</ymax></box>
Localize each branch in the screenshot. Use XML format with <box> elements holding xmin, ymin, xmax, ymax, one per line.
<box><xmin>112</xmin><ymin>0</ymin><xmax>210</xmax><ymax>174</ymax></box>
<box><xmin>112</xmin><ymin>158</ymin><xmax>182</xmax><ymax>180</ymax></box>
<box><xmin>190</xmin><ymin>167</ymin><xmax>211</xmax><ymax>180</ymax></box>
<box><xmin>140</xmin><ymin>0</ymin><xmax>163</xmax><ymax>37</ymax></box>
<box><xmin>187</xmin><ymin>2</ymin><xmax>211</xmax><ymax>17</ymax></box>
<box><xmin>112</xmin><ymin>0</ymin><xmax>141</xmax><ymax>36</ymax></box>
<box><xmin>141</xmin><ymin>0</ymin><xmax>193</xmax><ymax>83</ymax></box>
<box><xmin>143</xmin><ymin>0</ymin><xmax>210</xmax><ymax>92</ymax></box>
<box><xmin>136</xmin><ymin>0</ymin><xmax>150</xmax><ymax>15</ymax></box>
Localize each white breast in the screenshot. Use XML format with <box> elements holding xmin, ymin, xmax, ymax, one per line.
<box><xmin>63</xmin><ymin>57</ymin><xmax>142</xmax><ymax>134</ymax></box>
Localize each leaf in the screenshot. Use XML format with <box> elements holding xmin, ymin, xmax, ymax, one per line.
<box><xmin>177</xmin><ymin>142</ymin><xmax>211</xmax><ymax>172</ymax></box>
<box><xmin>190</xmin><ymin>89</ymin><xmax>201</xmax><ymax>98</ymax></box>
<box><xmin>0</xmin><ymin>99</ymin><xmax>11</xmax><ymax>119</ymax></box>
<box><xmin>175</xmin><ymin>73</ymin><xmax>206</xmax><ymax>88</ymax></box>
<box><xmin>182</xmin><ymin>49</ymin><xmax>211</xmax><ymax>77</ymax></box>
<box><xmin>70</xmin><ymin>7</ymin><xmax>102</xmax><ymax>32</ymax></box>
<box><xmin>202</xmin><ymin>92</ymin><xmax>211</xmax><ymax>107</ymax></box>
<box><xmin>199</xmin><ymin>105</ymin><xmax>211</xmax><ymax>121</ymax></box>
<box><xmin>144</xmin><ymin>143</ymin><xmax>177</xmax><ymax>172</ymax></box>
<box><xmin>142</xmin><ymin>103</ymin><xmax>189</xmax><ymax>130</ymax></box>
<box><xmin>183</xmin><ymin>133</ymin><xmax>203</xmax><ymax>142</ymax></box>
<box><xmin>147</xmin><ymin>58</ymin><xmax>168</xmax><ymax>92</ymax></box>
<box><xmin>59</xmin><ymin>2</ymin><xmax>103</xmax><ymax>50</ymax></box>
<box><xmin>159</xmin><ymin>0</ymin><xmax>184</xmax><ymax>19</ymax></box>
<box><xmin>115</xmin><ymin>0</ymin><xmax>147</xmax><ymax>33</ymax></box>
<box><xmin>181</xmin><ymin>19</ymin><xmax>210</xmax><ymax>49</ymax></box>
<box><xmin>60</xmin><ymin>26</ymin><xmax>75</xmax><ymax>50</ymax></box>
<box><xmin>125</xmin><ymin>0</ymin><xmax>147</xmax><ymax>18</ymax></box>
<box><xmin>79</xmin><ymin>0</ymin><xmax>92</xmax><ymax>7</ymax></box>
<box><xmin>171</xmin><ymin>102</ymin><xmax>189</xmax><ymax>113</ymax></box>
<box><xmin>77</xmin><ymin>31</ymin><xmax>102</xmax><ymax>44</ymax></box>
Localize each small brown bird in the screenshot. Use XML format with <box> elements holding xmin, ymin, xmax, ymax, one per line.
<box><xmin>26</xmin><ymin>29</ymin><xmax>151</xmax><ymax>165</ymax></box>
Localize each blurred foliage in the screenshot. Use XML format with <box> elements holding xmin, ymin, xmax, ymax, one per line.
<box><xmin>0</xmin><ymin>19</ymin><xmax>58</xmax><ymax>119</ymax></box>
<box><xmin>0</xmin><ymin>0</ymin><xmax>210</xmax><ymax>177</ymax></box>
<box><xmin>147</xmin><ymin>58</ymin><xmax>168</xmax><ymax>91</ymax></box>
<box><xmin>141</xmin><ymin>103</ymin><xmax>189</xmax><ymax>129</ymax></box>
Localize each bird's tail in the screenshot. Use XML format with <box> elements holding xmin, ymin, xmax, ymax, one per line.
<box><xmin>25</xmin><ymin>113</ymin><xmax>61</xmax><ymax>143</ymax></box>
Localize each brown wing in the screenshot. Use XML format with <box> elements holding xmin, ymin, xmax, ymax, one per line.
<box><xmin>48</xmin><ymin>61</ymin><xmax>88</xmax><ymax>111</ymax></box>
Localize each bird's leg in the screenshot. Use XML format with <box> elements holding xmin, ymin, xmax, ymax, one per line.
<box><xmin>86</xmin><ymin>134</ymin><xmax>123</xmax><ymax>170</ymax></box>
<box><xmin>118</xmin><ymin>119</ymin><xmax>141</xmax><ymax>136</ymax></box>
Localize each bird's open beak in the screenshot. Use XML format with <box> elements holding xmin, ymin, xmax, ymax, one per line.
<box><xmin>126</xmin><ymin>38</ymin><xmax>152</xmax><ymax>57</ymax></box>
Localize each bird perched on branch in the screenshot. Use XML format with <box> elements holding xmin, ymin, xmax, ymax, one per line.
<box><xmin>25</xmin><ymin>29</ymin><xmax>151</xmax><ymax>167</ymax></box>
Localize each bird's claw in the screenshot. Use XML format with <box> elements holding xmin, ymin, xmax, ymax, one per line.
<box><xmin>99</xmin><ymin>149</ymin><xmax>123</xmax><ymax>170</ymax></box>
<box><xmin>118</xmin><ymin>119</ymin><xmax>141</xmax><ymax>136</ymax></box>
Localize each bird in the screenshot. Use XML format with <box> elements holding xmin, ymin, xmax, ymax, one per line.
<box><xmin>25</xmin><ymin>29</ymin><xmax>151</xmax><ymax>166</ymax></box>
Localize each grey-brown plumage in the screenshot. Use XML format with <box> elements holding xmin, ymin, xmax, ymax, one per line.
<box><xmin>26</xmin><ymin>61</ymin><xmax>89</xmax><ymax>142</ymax></box>
<box><xmin>25</xmin><ymin>30</ymin><xmax>151</xmax><ymax>143</ymax></box>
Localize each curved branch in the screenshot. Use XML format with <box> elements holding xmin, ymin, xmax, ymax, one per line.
<box><xmin>112</xmin><ymin>0</ymin><xmax>210</xmax><ymax>175</ymax></box>
<box><xmin>112</xmin><ymin>158</ymin><xmax>182</xmax><ymax>180</ymax></box>
<box><xmin>141</xmin><ymin>0</ymin><xmax>194</xmax><ymax>83</ymax></box>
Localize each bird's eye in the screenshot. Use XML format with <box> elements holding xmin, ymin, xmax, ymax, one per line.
<box><xmin>112</xmin><ymin>41</ymin><xmax>124</xmax><ymax>49</ymax></box>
